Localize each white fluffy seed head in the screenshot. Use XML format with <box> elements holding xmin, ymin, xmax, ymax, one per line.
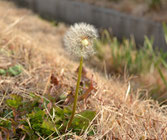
<box><xmin>63</xmin><ymin>23</ymin><xmax>98</xmax><ymax>58</ymax></box>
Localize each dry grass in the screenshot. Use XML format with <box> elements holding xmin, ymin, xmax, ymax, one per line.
<box><xmin>1</xmin><ymin>1</ymin><xmax>167</xmax><ymax>139</ymax></box>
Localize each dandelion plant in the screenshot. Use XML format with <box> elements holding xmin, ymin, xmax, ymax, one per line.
<box><xmin>64</xmin><ymin>23</ymin><xmax>98</xmax><ymax>129</ymax></box>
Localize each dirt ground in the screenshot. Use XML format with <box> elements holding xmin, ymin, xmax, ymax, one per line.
<box><xmin>76</xmin><ymin>0</ymin><xmax>167</xmax><ymax>22</ymax></box>
<box><xmin>1</xmin><ymin>0</ymin><xmax>167</xmax><ymax>139</ymax></box>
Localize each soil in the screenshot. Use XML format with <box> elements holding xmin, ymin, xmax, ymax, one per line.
<box><xmin>76</xmin><ymin>0</ymin><xmax>167</xmax><ymax>23</ymax></box>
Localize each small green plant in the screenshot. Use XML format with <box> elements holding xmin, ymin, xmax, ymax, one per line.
<box><xmin>0</xmin><ymin>69</ymin><xmax>6</xmax><ymax>75</ymax></box>
<box><xmin>0</xmin><ymin>90</ymin><xmax>96</xmax><ymax>139</ymax></box>
<box><xmin>95</xmin><ymin>29</ymin><xmax>167</xmax><ymax>103</ymax></box>
<box><xmin>0</xmin><ymin>64</ymin><xmax>23</xmax><ymax>76</ymax></box>
<box><xmin>96</xmin><ymin>30</ymin><xmax>167</xmax><ymax>75</ymax></box>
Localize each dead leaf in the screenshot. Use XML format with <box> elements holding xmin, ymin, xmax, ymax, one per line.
<box><xmin>63</xmin><ymin>89</ymin><xmax>75</xmax><ymax>105</ymax></box>
<box><xmin>78</xmin><ymin>78</ymin><xmax>97</xmax><ymax>101</ymax></box>
<box><xmin>50</xmin><ymin>74</ymin><xmax>59</xmax><ymax>86</ymax></box>
<box><xmin>64</xmin><ymin>77</ymin><xmax>97</xmax><ymax>105</ymax></box>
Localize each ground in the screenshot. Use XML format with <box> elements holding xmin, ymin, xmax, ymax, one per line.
<box><xmin>0</xmin><ymin>0</ymin><xmax>167</xmax><ymax>139</ymax></box>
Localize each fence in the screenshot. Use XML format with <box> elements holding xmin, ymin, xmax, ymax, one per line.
<box><xmin>13</xmin><ymin>0</ymin><xmax>167</xmax><ymax>50</ymax></box>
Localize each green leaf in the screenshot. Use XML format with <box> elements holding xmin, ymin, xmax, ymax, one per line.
<box><xmin>0</xmin><ymin>120</ymin><xmax>11</xmax><ymax>129</ymax></box>
<box><xmin>41</xmin><ymin>120</ymin><xmax>56</xmax><ymax>135</ymax></box>
<box><xmin>157</xmin><ymin>67</ymin><xmax>167</xmax><ymax>88</ymax></box>
<box><xmin>8</xmin><ymin>64</ymin><xmax>23</xmax><ymax>76</ymax></box>
<box><xmin>19</xmin><ymin>125</ymin><xmax>35</xmax><ymax>138</ymax></box>
<box><xmin>54</xmin><ymin>107</ymin><xmax>64</xmax><ymax>118</ymax></box>
<box><xmin>63</xmin><ymin>107</ymin><xmax>72</xmax><ymax>115</ymax></box>
<box><xmin>6</xmin><ymin>99</ymin><xmax>20</xmax><ymax>109</ymax></box>
<box><xmin>59</xmin><ymin>93</ymin><xmax>67</xmax><ymax>100</ymax></box>
<box><xmin>29</xmin><ymin>93</ymin><xmax>40</xmax><ymax>101</ymax></box>
<box><xmin>0</xmin><ymin>69</ymin><xmax>6</xmax><ymax>75</ymax></box>
<box><xmin>42</xmin><ymin>120</ymin><xmax>56</xmax><ymax>132</ymax></box>
<box><xmin>6</xmin><ymin>94</ymin><xmax>23</xmax><ymax>109</ymax></box>
<box><xmin>71</xmin><ymin>110</ymin><xmax>96</xmax><ymax>131</ymax></box>
<box><xmin>11</xmin><ymin>94</ymin><xmax>23</xmax><ymax>103</ymax></box>
<box><xmin>28</xmin><ymin>109</ymin><xmax>45</xmax><ymax>125</ymax></box>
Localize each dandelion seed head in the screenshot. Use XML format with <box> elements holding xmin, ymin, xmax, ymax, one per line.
<box><xmin>63</xmin><ymin>23</ymin><xmax>98</xmax><ymax>58</ymax></box>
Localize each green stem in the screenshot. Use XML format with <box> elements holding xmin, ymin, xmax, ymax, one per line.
<box><xmin>67</xmin><ymin>56</ymin><xmax>83</xmax><ymax>129</ymax></box>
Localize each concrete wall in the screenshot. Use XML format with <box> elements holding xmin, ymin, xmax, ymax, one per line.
<box><xmin>14</xmin><ymin>0</ymin><xmax>167</xmax><ymax>50</ymax></box>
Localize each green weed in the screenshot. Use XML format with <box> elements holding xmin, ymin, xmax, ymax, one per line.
<box><xmin>0</xmin><ymin>92</ymin><xmax>96</xmax><ymax>139</ymax></box>
<box><xmin>95</xmin><ymin>28</ymin><xmax>167</xmax><ymax>103</ymax></box>
<box><xmin>0</xmin><ymin>64</ymin><xmax>23</xmax><ymax>76</ymax></box>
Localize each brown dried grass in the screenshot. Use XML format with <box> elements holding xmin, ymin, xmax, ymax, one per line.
<box><xmin>0</xmin><ymin>1</ymin><xmax>167</xmax><ymax>139</ymax></box>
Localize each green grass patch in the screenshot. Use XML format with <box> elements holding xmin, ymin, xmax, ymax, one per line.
<box><xmin>0</xmin><ymin>93</ymin><xmax>96</xmax><ymax>139</ymax></box>
<box><xmin>0</xmin><ymin>64</ymin><xmax>23</xmax><ymax>77</ymax></box>
<box><xmin>94</xmin><ymin>25</ymin><xmax>167</xmax><ymax>103</ymax></box>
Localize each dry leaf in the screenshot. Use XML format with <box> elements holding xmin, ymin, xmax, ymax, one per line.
<box><xmin>50</xmin><ymin>74</ymin><xmax>59</xmax><ymax>86</ymax></box>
